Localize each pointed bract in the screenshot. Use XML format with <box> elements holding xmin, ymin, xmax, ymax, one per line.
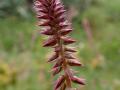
<box><xmin>52</xmin><ymin>67</ymin><xmax>62</xmax><ymax>76</ymax></box>
<box><xmin>40</xmin><ymin>29</ymin><xmax>55</xmax><ymax>35</ymax></box>
<box><xmin>68</xmin><ymin>59</ymin><xmax>82</xmax><ymax>66</ymax></box>
<box><xmin>65</xmin><ymin>47</ymin><xmax>77</xmax><ymax>52</ymax></box>
<box><xmin>38</xmin><ymin>20</ymin><xmax>50</xmax><ymax>26</ymax></box>
<box><xmin>37</xmin><ymin>14</ymin><xmax>49</xmax><ymax>19</ymax></box>
<box><xmin>54</xmin><ymin>75</ymin><xmax>65</xmax><ymax>90</ymax></box>
<box><xmin>61</xmin><ymin>36</ymin><xmax>76</xmax><ymax>45</ymax></box>
<box><xmin>65</xmin><ymin>53</ymin><xmax>76</xmax><ymax>59</ymax></box>
<box><xmin>43</xmin><ymin>37</ymin><xmax>57</xmax><ymax>47</ymax></box>
<box><xmin>53</xmin><ymin>58</ymin><xmax>63</xmax><ymax>68</ymax></box>
<box><xmin>71</xmin><ymin>76</ymin><xmax>85</xmax><ymax>85</ymax></box>
<box><xmin>48</xmin><ymin>52</ymin><xmax>59</xmax><ymax>62</ymax></box>
<box><xmin>54</xmin><ymin>46</ymin><xmax>61</xmax><ymax>52</ymax></box>
<box><xmin>55</xmin><ymin>10</ymin><xmax>66</xmax><ymax>17</ymax></box>
<box><xmin>60</xmin><ymin>29</ymin><xmax>72</xmax><ymax>35</ymax></box>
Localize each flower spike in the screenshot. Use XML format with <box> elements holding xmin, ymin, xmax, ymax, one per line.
<box><xmin>34</xmin><ymin>0</ymin><xmax>85</xmax><ymax>89</ymax></box>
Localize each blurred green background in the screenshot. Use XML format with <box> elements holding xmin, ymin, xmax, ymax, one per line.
<box><xmin>0</xmin><ymin>0</ymin><xmax>120</xmax><ymax>90</ymax></box>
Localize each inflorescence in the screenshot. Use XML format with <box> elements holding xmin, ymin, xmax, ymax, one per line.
<box><xmin>34</xmin><ymin>0</ymin><xmax>85</xmax><ymax>89</ymax></box>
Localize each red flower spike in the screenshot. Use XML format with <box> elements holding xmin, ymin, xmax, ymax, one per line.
<box><xmin>71</xmin><ymin>76</ymin><xmax>85</xmax><ymax>85</ymax></box>
<box><xmin>54</xmin><ymin>75</ymin><xmax>65</xmax><ymax>90</ymax></box>
<box><xmin>34</xmin><ymin>0</ymin><xmax>85</xmax><ymax>89</ymax></box>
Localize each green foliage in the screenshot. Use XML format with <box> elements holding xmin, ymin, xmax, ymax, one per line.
<box><xmin>0</xmin><ymin>18</ymin><xmax>36</xmax><ymax>52</ymax></box>
<box><xmin>0</xmin><ymin>0</ymin><xmax>120</xmax><ymax>90</ymax></box>
<box><xmin>0</xmin><ymin>0</ymin><xmax>32</xmax><ymax>18</ymax></box>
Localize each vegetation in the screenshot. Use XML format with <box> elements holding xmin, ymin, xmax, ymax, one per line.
<box><xmin>0</xmin><ymin>0</ymin><xmax>120</xmax><ymax>90</ymax></box>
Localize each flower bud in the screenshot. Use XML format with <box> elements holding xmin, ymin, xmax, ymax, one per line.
<box><xmin>71</xmin><ymin>76</ymin><xmax>85</xmax><ymax>85</ymax></box>
<box><xmin>65</xmin><ymin>53</ymin><xmax>76</xmax><ymax>59</ymax></box>
<box><xmin>38</xmin><ymin>20</ymin><xmax>50</xmax><ymax>26</ymax></box>
<box><xmin>43</xmin><ymin>37</ymin><xmax>57</xmax><ymax>47</ymax></box>
<box><xmin>40</xmin><ymin>28</ymin><xmax>55</xmax><ymax>35</ymax></box>
<box><xmin>52</xmin><ymin>67</ymin><xmax>62</xmax><ymax>76</ymax></box>
<box><xmin>48</xmin><ymin>52</ymin><xmax>59</xmax><ymax>62</ymax></box>
<box><xmin>54</xmin><ymin>75</ymin><xmax>65</xmax><ymax>90</ymax></box>
<box><xmin>53</xmin><ymin>58</ymin><xmax>63</xmax><ymax>68</ymax></box>
<box><xmin>60</xmin><ymin>29</ymin><xmax>72</xmax><ymax>35</ymax></box>
<box><xmin>65</xmin><ymin>47</ymin><xmax>77</xmax><ymax>52</ymax></box>
<box><xmin>67</xmin><ymin>59</ymin><xmax>82</xmax><ymax>66</ymax></box>
<box><xmin>37</xmin><ymin>14</ymin><xmax>49</xmax><ymax>19</ymax></box>
<box><xmin>61</xmin><ymin>36</ymin><xmax>76</xmax><ymax>45</ymax></box>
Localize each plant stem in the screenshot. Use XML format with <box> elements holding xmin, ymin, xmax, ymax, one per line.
<box><xmin>57</xmin><ymin>34</ymin><xmax>72</xmax><ymax>89</ymax></box>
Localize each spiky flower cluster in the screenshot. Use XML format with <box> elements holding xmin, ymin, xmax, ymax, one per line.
<box><xmin>34</xmin><ymin>0</ymin><xmax>85</xmax><ymax>89</ymax></box>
